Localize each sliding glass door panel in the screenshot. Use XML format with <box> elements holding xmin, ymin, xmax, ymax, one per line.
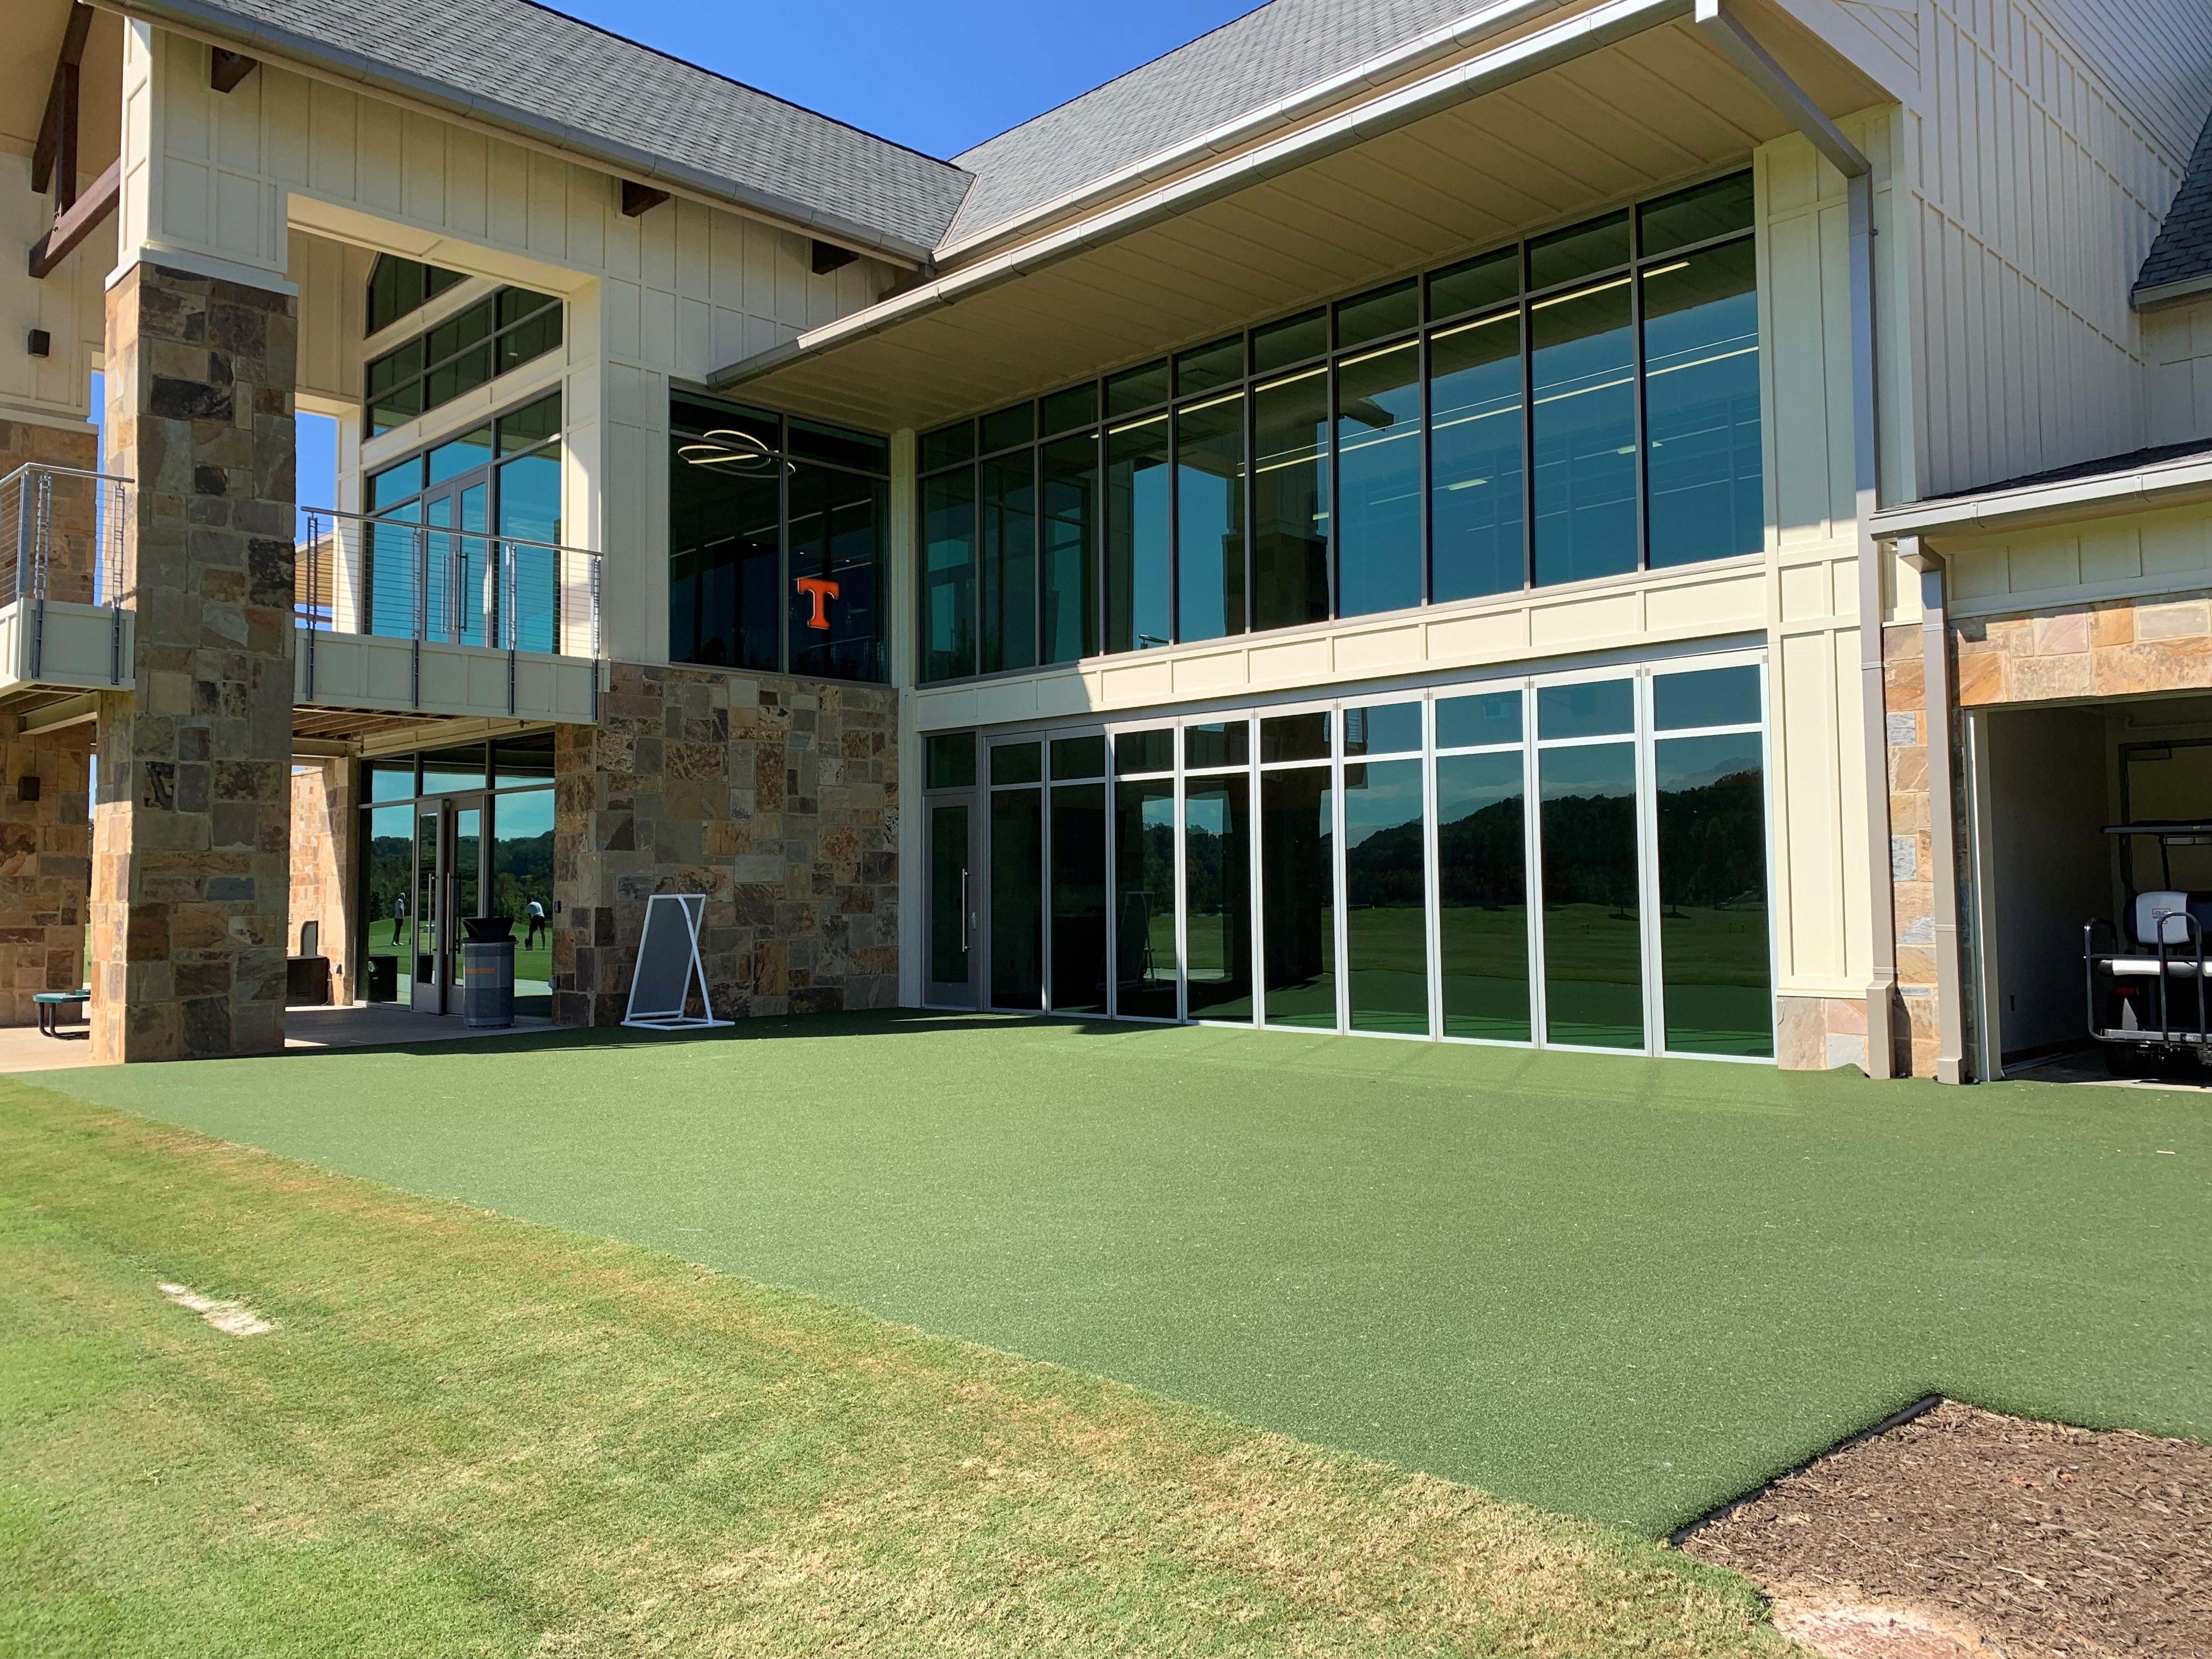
<box><xmin>1184</xmin><ymin>774</ymin><xmax>1253</xmax><ymax>1020</ymax></box>
<box><xmin>1539</xmin><ymin>743</ymin><xmax>1643</xmax><ymax>1048</ymax></box>
<box><xmin>990</xmin><ymin>787</ymin><xmax>1043</xmax><ymax>1010</ymax></box>
<box><xmin>1656</xmin><ymin>732</ymin><xmax>1771</xmax><ymax>1055</ymax></box>
<box><xmin>1436</xmin><ymin>752</ymin><xmax>1531</xmax><ymax>1040</ymax></box>
<box><xmin>1113</xmin><ymin>780</ymin><xmax>1178</xmax><ymax>1018</ymax></box>
<box><xmin>1344</xmin><ymin>758</ymin><xmax>1427</xmax><ymax>1032</ymax></box>
<box><xmin>1050</xmin><ymin>783</ymin><xmax>1108</xmax><ymax>1014</ymax></box>
<box><xmin>1261</xmin><ymin>766</ymin><xmax>1335</xmax><ymax>1028</ymax></box>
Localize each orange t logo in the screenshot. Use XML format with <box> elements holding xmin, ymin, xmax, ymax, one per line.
<box><xmin>795</xmin><ymin>577</ymin><xmax>839</xmax><ymax>630</ymax></box>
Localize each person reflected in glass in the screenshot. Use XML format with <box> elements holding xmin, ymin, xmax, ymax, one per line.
<box><xmin>391</xmin><ymin>890</ymin><xmax>408</xmax><ymax>944</ymax></box>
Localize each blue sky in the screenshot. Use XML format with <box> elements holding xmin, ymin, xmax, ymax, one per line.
<box><xmin>548</xmin><ymin>0</ymin><xmax>1257</xmax><ymax>159</ymax></box>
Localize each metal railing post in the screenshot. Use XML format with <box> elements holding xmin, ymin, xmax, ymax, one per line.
<box><xmin>29</xmin><ymin>470</ymin><xmax>52</xmax><ymax>679</ymax></box>
<box><xmin>411</xmin><ymin>523</ymin><xmax>426</xmax><ymax>709</ymax></box>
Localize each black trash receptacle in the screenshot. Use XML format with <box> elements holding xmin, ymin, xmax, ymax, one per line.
<box><xmin>365</xmin><ymin>954</ymin><xmax>398</xmax><ymax>1003</ymax></box>
<box><xmin>460</xmin><ymin>917</ymin><xmax>515</xmax><ymax>1028</ymax></box>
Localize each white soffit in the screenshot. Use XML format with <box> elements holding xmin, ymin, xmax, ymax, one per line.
<box><xmin>714</xmin><ymin>0</ymin><xmax>1882</xmax><ymax>431</ymax></box>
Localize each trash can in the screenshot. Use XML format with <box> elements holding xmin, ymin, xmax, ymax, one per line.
<box><xmin>460</xmin><ymin>917</ymin><xmax>515</xmax><ymax>1028</ymax></box>
<box><xmin>365</xmin><ymin>954</ymin><xmax>398</xmax><ymax>1003</ymax></box>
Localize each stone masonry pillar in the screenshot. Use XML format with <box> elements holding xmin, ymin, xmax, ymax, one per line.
<box><xmin>89</xmin><ymin>262</ymin><xmax>297</xmax><ymax>1062</ymax></box>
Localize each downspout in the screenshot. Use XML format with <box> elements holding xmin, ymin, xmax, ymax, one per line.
<box><xmin>1693</xmin><ymin>0</ymin><xmax>1895</xmax><ymax>1076</ymax></box>
<box><xmin>1900</xmin><ymin>537</ymin><xmax>1967</xmax><ymax>1082</ymax></box>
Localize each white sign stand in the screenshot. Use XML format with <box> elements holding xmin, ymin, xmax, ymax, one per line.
<box><xmin>621</xmin><ymin>892</ymin><xmax>732</xmax><ymax>1029</ymax></box>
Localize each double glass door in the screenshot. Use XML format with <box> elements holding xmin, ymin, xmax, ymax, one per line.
<box><xmin>411</xmin><ymin>794</ymin><xmax>484</xmax><ymax>1013</ymax></box>
<box><xmin>424</xmin><ymin>474</ymin><xmax>492</xmax><ymax>645</ymax></box>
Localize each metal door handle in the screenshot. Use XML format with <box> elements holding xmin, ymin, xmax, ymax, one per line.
<box><xmin>960</xmin><ymin>868</ymin><xmax>970</xmax><ymax>950</ymax></box>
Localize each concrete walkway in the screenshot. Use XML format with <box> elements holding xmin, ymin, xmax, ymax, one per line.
<box><xmin>0</xmin><ymin>1003</ymin><xmax>557</xmax><ymax>1072</ymax></box>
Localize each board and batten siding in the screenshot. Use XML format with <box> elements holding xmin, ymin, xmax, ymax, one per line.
<box><xmin>1897</xmin><ymin>0</ymin><xmax>2212</xmax><ymax>499</ymax></box>
<box><xmin>119</xmin><ymin>21</ymin><xmax>897</xmax><ymax>664</ymax></box>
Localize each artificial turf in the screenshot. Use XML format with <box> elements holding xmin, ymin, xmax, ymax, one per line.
<box><xmin>35</xmin><ymin>1011</ymin><xmax>2212</xmax><ymax>1536</ymax></box>
<box><xmin>0</xmin><ymin>1086</ymin><xmax>1782</xmax><ymax>1657</ymax></box>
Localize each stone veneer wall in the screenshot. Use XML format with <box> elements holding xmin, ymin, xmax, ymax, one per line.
<box><xmin>90</xmin><ymin>262</ymin><xmax>297</xmax><ymax>1062</ymax></box>
<box><xmin>0</xmin><ymin>419</ymin><xmax>100</xmax><ymax>1027</ymax></box>
<box><xmin>0</xmin><ymin>715</ymin><xmax>93</xmax><ymax>1025</ymax></box>
<box><xmin>1954</xmin><ymin>590</ymin><xmax>2212</xmax><ymax>704</ymax></box>
<box><xmin>1774</xmin><ymin>995</ymin><xmax>1869</xmax><ymax>1071</ymax></box>
<box><xmin>286</xmin><ymin>760</ymin><xmax>352</xmax><ymax>1000</ymax></box>
<box><xmin>0</xmin><ymin>415</ymin><xmax>100</xmax><ymax>601</ymax></box>
<box><xmin>552</xmin><ymin>662</ymin><xmax>898</xmax><ymax>1027</ymax></box>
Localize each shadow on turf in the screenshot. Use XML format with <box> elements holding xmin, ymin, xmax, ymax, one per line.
<box><xmin>272</xmin><ymin>1007</ymin><xmax>1149</xmax><ymax>1063</ymax></box>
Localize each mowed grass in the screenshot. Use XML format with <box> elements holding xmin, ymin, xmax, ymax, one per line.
<box><xmin>0</xmin><ymin>1086</ymin><xmax>1785</xmax><ymax>1658</ymax></box>
<box><xmin>35</xmin><ymin>1013</ymin><xmax>2212</xmax><ymax>1537</ymax></box>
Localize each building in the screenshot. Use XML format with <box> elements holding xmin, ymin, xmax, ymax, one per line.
<box><xmin>3</xmin><ymin>0</ymin><xmax>2210</xmax><ymax>1076</ymax></box>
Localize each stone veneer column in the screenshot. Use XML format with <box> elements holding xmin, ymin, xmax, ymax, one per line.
<box><xmin>89</xmin><ymin>262</ymin><xmax>297</xmax><ymax>1062</ymax></box>
<box><xmin>554</xmin><ymin>663</ymin><xmax>898</xmax><ymax>1026</ymax></box>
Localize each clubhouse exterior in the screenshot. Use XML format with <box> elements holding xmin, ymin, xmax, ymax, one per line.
<box><xmin>5</xmin><ymin>0</ymin><xmax>2212</xmax><ymax>1079</ymax></box>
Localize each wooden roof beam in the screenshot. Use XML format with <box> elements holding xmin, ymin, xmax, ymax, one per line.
<box><xmin>31</xmin><ymin>3</ymin><xmax>95</xmax><ymax>204</ymax></box>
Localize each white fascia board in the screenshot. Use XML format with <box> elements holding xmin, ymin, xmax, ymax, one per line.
<box><xmin>1869</xmin><ymin>454</ymin><xmax>2212</xmax><ymax>543</ymax></box>
<box><xmin>2132</xmin><ymin>272</ymin><xmax>2212</xmax><ymax>312</ymax></box>
<box><xmin>710</xmin><ymin>0</ymin><xmax>1694</xmax><ymax>393</ymax></box>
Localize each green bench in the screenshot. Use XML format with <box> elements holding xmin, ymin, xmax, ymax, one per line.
<box><xmin>34</xmin><ymin>989</ymin><xmax>88</xmax><ymax>1037</ymax></box>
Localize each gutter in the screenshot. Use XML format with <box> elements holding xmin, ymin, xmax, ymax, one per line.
<box><xmin>934</xmin><ymin>0</ymin><xmax>1578</xmax><ymax>269</ymax></box>
<box><xmin>99</xmin><ymin>0</ymin><xmax>946</xmax><ymax>269</ymax></box>
<box><xmin>1870</xmin><ymin>451</ymin><xmax>2212</xmax><ymax>543</ymax></box>
<box><xmin>2132</xmin><ymin>271</ymin><xmax>2212</xmax><ymax>312</ymax></box>
<box><xmin>712</xmin><ymin>0</ymin><xmax>1696</xmax><ymax>393</ymax></box>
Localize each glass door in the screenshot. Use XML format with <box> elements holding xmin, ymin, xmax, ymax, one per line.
<box><xmin>409</xmin><ymin>794</ymin><xmax>488</xmax><ymax>1014</ymax></box>
<box><xmin>423</xmin><ymin>475</ymin><xmax>491</xmax><ymax>645</ymax></box>
<box><xmin>410</xmin><ymin>804</ymin><xmax>443</xmax><ymax>1012</ymax></box>
<box><xmin>925</xmin><ymin>797</ymin><xmax>977</xmax><ymax>1007</ymax></box>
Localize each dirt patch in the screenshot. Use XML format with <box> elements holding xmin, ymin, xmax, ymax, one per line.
<box><xmin>157</xmin><ymin>1282</ymin><xmax>274</xmax><ymax>1337</ymax></box>
<box><xmin>1681</xmin><ymin>1399</ymin><xmax>2212</xmax><ymax>1657</ymax></box>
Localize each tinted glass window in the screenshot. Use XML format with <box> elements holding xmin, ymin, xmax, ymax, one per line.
<box><xmin>1528</xmin><ymin>210</ymin><xmax>1630</xmax><ymax>290</ymax></box>
<box><xmin>1436</xmin><ymin>690</ymin><xmax>1522</xmax><ymax>748</ymax></box>
<box><xmin>1105</xmin><ymin>359</ymin><xmax>1170</xmax><ymax>417</ymax></box>
<box><xmin>1175</xmin><ymin>336</ymin><xmax>1244</xmax><ymax>397</ymax></box>
<box><xmin>927</xmin><ymin>732</ymin><xmax>977</xmax><ymax>791</ymax></box>
<box><xmin>1427</xmin><ymin>246</ymin><xmax>1518</xmax><ymax>319</ymax></box>
<box><xmin>1655</xmin><ymin>665</ymin><xmax>1760</xmax><ymax>729</ymax></box>
<box><xmin>921</xmin><ymin>421</ymin><xmax>975</xmax><ymax>472</ymax></box>
<box><xmin>1538</xmin><ymin>680</ymin><xmax>1635</xmax><ymax>740</ymax></box>
<box><xmin>1639</xmin><ymin>171</ymin><xmax>1753</xmax><ymax>257</ymax></box>
<box><xmin>1334</xmin><ymin>279</ymin><xmax>1416</xmax><ymax>350</ymax></box>
<box><xmin>1252</xmin><ymin>307</ymin><xmax>1326</xmax><ymax>373</ymax></box>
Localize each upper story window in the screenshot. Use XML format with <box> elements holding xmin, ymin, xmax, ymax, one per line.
<box><xmin>668</xmin><ymin>394</ymin><xmax>891</xmax><ymax>686</ymax></box>
<box><xmin>366</xmin><ymin>286</ymin><xmax>563</xmax><ymax>437</ymax></box>
<box><xmin>919</xmin><ymin>170</ymin><xmax>1759</xmax><ymax>685</ymax></box>
<box><xmin>366</xmin><ymin>255</ymin><xmax>466</xmax><ymax>336</ymax></box>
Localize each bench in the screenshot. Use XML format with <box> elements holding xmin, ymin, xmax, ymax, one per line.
<box><xmin>33</xmin><ymin>989</ymin><xmax>88</xmax><ymax>1037</ymax></box>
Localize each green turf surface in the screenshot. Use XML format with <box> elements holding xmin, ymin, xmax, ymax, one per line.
<box><xmin>34</xmin><ymin>1012</ymin><xmax>2211</xmax><ymax>1536</ymax></box>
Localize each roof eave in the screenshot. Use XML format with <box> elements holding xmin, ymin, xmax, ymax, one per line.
<box><xmin>710</xmin><ymin>0</ymin><xmax>1700</xmax><ymax>400</ymax></box>
<box><xmin>1870</xmin><ymin>455</ymin><xmax>2212</xmax><ymax>543</ymax></box>
<box><xmin>2132</xmin><ymin>270</ymin><xmax>2212</xmax><ymax>313</ymax></box>
<box><xmin>99</xmin><ymin>0</ymin><xmax>944</xmax><ymax>268</ymax></box>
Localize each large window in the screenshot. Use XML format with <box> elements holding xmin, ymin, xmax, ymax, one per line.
<box><xmin>368</xmin><ymin>285</ymin><xmax>563</xmax><ymax>436</ymax></box>
<box><xmin>919</xmin><ymin>170</ymin><xmax>1760</xmax><ymax>684</ymax></box>
<box><xmin>364</xmin><ymin>392</ymin><xmax>564</xmax><ymax>650</ymax></box>
<box><xmin>925</xmin><ymin>656</ymin><xmax>1771</xmax><ymax>1059</ymax></box>
<box><xmin>366</xmin><ymin>255</ymin><xmax>466</xmax><ymax>337</ymax></box>
<box><xmin>669</xmin><ymin>395</ymin><xmax>890</xmax><ymax>685</ymax></box>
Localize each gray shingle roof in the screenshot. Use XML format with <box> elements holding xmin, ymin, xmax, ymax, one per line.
<box><xmin>944</xmin><ymin>0</ymin><xmax>1489</xmax><ymax>248</ymax></box>
<box><xmin>2136</xmin><ymin>106</ymin><xmax>2212</xmax><ymax>303</ymax></box>
<box><xmin>144</xmin><ymin>0</ymin><xmax>974</xmax><ymax>260</ymax></box>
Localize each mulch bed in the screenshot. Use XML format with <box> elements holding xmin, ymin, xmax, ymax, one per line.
<box><xmin>1679</xmin><ymin>1400</ymin><xmax>2212</xmax><ymax>1657</ymax></box>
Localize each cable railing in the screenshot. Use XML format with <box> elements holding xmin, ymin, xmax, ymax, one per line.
<box><xmin>0</xmin><ymin>463</ymin><xmax>133</xmax><ymax>684</ymax></box>
<box><xmin>296</xmin><ymin>506</ymin><xmax>602</xmax><ymax>713</ymax></box>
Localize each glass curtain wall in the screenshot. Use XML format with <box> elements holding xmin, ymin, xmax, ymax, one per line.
<box><xmin>669</xmin><ymin>396</ymin><xmax>891</xmax><ymax>683</ymax></box>
<box><xmin>926</xmin><ymin>656</ymin><xmax>1770</xmax><ymax>1059</ymax></box>
<box><xmin>919</xmin><ymin>170</ymin><xmax>1759</xmax><ymax>685</ymax></box>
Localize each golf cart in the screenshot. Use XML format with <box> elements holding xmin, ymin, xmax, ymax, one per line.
<box><xmin>2084</xmin><ymin>820</ymin><xmax>2212</xmax><ymax>1074</ymax></box>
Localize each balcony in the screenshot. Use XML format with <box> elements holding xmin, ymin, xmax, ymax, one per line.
<box><xmin>295</xmin><ymin>509</ymin><xmax>602</xmax><ymax>726</ymax></box>
<box><xmin>0</xmin><ymin>465</ymin><xmax>134</xmax><ymax>715</ymax></box>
